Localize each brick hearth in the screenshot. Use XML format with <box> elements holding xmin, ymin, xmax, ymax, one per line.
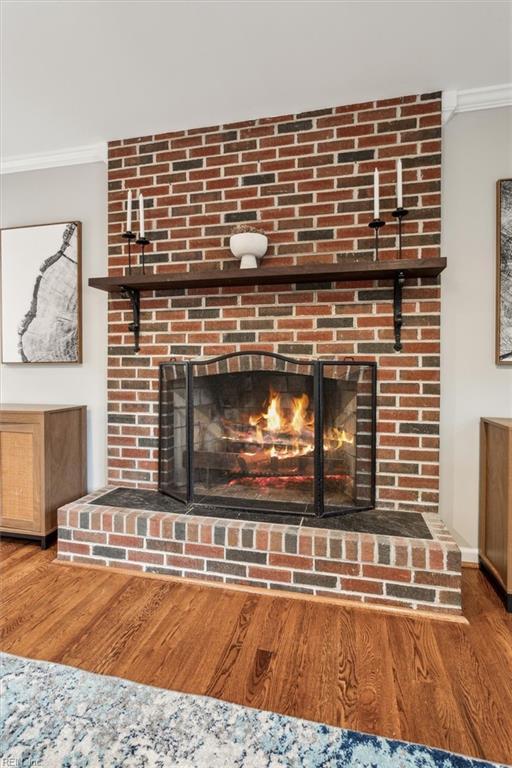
<box><xmin>57</xmin><ymin>489</ymin><xmax>461</xmax><ymax>615</ymax></box>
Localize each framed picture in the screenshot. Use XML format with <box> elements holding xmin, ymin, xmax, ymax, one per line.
<box><xmin>0</xmin><ymin>221</ymin><xmax>82</xmax><ymax>363</ymax></box>
<box><xmin>497</xmin><ymin>180</ymin><xmax>512</xmax><ymax>364</ymax></box>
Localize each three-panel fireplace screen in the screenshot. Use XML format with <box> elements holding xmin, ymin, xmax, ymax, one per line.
<box><xmin>159</xmin><ymin>352</ymin><xmax>377</xmax><ymax>517</ymax></box>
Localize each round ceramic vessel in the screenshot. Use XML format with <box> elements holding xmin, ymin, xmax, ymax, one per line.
<box><xmin>229</xmin><ymin>232</ymin><xmax>268</xmax><ymax>269</ymax></box>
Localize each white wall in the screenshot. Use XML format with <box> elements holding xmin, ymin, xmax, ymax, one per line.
<box><xmin>0</xmin><ymin>162</ymin><xmax>107</xmax><ymax>490</ymax></box>
<box><xmin>441</xmin><ymin>107</ymin><xmax>512</xmax><ymax>552</ymax></box>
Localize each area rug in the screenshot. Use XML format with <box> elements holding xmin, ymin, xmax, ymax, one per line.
<box><xmin>0</xmin><ymin>653</ymin><xmax>506</xmax><ymax>767</ymax></box>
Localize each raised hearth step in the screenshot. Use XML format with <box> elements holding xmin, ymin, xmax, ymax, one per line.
<box><xmin>57</xmin><ymin>486</ymin><xmax>461</xmax><ymax>617</ymax></box>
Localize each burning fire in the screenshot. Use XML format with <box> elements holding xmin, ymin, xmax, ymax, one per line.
<box><xmin>250</xmin><ymin>391</ymin><xmax>312</xmax><ymax>436</ymax></box>
<box><xmin>223</xmin><ymin>388</ymin><xmax>353</xmax><ymax>463</ymax></box>
<box><xmin>246</xmin><ymin>390</ymin><xmax>314</xmax><ymax>460</ymax></box>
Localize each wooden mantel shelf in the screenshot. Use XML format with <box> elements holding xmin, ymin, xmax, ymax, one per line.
<box><xmin>88</xmin><ymin>256</ymin><xmax>446</xmax><ymax>354</ymax></box>
<box><xmin>88</xmin><ymin>257</ymin><xmax>446</xmax><ymax>293</ymax></box>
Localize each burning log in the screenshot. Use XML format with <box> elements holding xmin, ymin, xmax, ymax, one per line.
<box><xmin>194</xmin><ymin>448</ymin><xmax>303</xmax><ymax>474</ymax></box>
<box><xmin>228</xmin><ymin>474</ymin><xmax>352</xmax><ymax>490</ymax></box>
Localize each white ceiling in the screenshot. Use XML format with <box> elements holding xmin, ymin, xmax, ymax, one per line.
<box><xmin>1</xmin><ymin>0</ymin><xmax>511</xmax><ymax>158</ymax></box>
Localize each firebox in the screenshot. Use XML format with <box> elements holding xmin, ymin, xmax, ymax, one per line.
<box><xmin>159</xmin><ymin>352</ymin><xmax>377</xmax><ymax>517</ymax></box>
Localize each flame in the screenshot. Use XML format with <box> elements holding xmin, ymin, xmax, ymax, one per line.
<box><xmin>291</xmin><ymin>393</ymin><xmax>310</xmax><ymax>434</ymax></box>
<box><xmin>246</xmin><ymin>390</ymin><xmax>315</xmax><ymax>460</ymax></box>
<box><xmin>264</xmin><ymin>392</ymin><xmax>283</xmax><ymax>433</ymax></box>
<box><xmin>327</xmin><ymin>427</ymin><xmax>354</xmax><ymax>450</ymax></box>
<box><xmin>223</xmin><ymin>387</ymin><xmax>353</xmax><ymax>463</ymax></box>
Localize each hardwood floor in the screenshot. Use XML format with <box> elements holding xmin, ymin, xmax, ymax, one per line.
<box><xmin>1</xmin><ymin>539</ymin><xmax>511</xmax><ymax>764</ymax></box>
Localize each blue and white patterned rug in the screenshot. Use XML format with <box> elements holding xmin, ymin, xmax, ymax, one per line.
<box><xmin>0</xmin><ymin>653</ymin><xmax>506</xmax><ymax>767</ymax></box>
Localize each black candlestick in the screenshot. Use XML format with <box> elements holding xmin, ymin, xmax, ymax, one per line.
<box><xmin>136</xmin><ymin>236</ymin><xmax>150</xmax><ymax>274</ymax></box>
<box><xmin>368</xmin><ymin>218</ymin><xmax>385</xmax><ymax>260</ymax></box>
<box><xmin>122</xmin><ymin>231</ymin><xmax>136</xmax><ymax>275</ymax></box>
<box><xmin>392</xmin><ymin>207</ymin><xmax>409</xmax><ymax>258</ymax></box>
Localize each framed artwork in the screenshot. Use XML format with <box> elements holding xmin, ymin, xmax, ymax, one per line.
<box><xmin>497</xmin><ymin>180</ymin><xmax>512</xmax><ymax>364</ymax></box>
<box><xmin>0</xmin><ymin>221</ymin><xmax>82</xmax><ymax>363</ymax></box>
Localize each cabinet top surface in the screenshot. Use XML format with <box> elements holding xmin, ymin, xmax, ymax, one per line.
<box><xmin>481</xmin><ymin>417</ymin><xmax>512</xmax><ymax>428</ymax></box>
<box><xmin>0</xmin><ymin>404</ymin><xmax>85</xmax><ymax>414</ymax></box>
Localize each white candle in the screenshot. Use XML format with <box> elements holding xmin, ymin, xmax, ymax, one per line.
<box><xmin>396</xmin><ymin>158</ymin><xmax>403</xmax><ymax>208</ymax></box>
<box><xmin>138</xmin><ymin>193</ymin><xmax>145</xmax><ymax>238</ymax></box>
<box><xmin>373</xmin><ymin>168</ymin><xmax>379</xmax><ymax>219</ymax></box>
<box><xmin>126</xmin><ymin>190</ymin><xmax>132</xmax><ymax>232</ymax></box>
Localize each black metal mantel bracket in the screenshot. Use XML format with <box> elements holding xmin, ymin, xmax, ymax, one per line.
<box><xmin>120</xmin><ymin>274</ymin><xmax>407</xmax><ymax>355</ymax></box>
<box><xmin>121</xmin><ymin>287</ymin><xmax>141</xmax><ymax>353</ymax></box>
<box><xmin>88</xmin><ymin>258</ymin><xmax>447</xmax><ymax>356</ymax></box>
<box><xmin>393</xmin><ymin>270</ymin><xmax>406</xmax><ymax>352</ymax></box>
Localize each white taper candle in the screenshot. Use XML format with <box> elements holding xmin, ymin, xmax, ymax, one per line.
<box><xmin>373</xmin><ymin>168</ymin><xmax>379</xmax><ymax>219</ymax></box>
<box><xmin>396</xmin><ymin>158</ymin><xmax>403</xmax><ymax>208</ymax></box>
<box><xmin>138</xmin><ymin>193</ymin><xmax>145</xmax><ymax>238</ymax></box>
<box><xmin>126</xmin><ymin>190</ymin><xmax>132</xmax><ymax>232</ymax></box>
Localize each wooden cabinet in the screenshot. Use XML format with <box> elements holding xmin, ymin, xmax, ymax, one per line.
<box><xmin>0</xmin><ymin>405</ymin><xmax>86</xmax><ymax>547</ymax></box>
<box><xmin>479</xmin><ymin>417</ymin><xmax>512</xmax><ymax>612</ymax></box>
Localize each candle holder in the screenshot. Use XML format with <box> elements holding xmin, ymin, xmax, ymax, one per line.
<box><xmin>121</xmin><ymin>231</ymin><xmax>136</xmax><ymax>275</ymax></box>
<box><xmin>392</xmin><ymin>207</ymin><xmax>409</xmax><ymax>258</ymax></box>
<box><xmin>368</xmin><ymin>218</ymin><xmax>385</xmax><ymax>260</ymax></box>
<box><xmin>136</xmin><ymin>236</ymin><xmax>150</xmax><ymax>274</ymax></box>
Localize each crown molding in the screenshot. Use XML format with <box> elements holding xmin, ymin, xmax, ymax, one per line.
<box><xmin>442</xmin><ymin>83</ymin><xmax>512</xmax><ymax>124</ymax></box>
<box><xmin>0</xmin><ymin>142</ymin><xmax>108</xmax><ymax>175</ymax></box>
<box><xmin>1</xmin><ymin>83</ymin><xmax>511</xmax><ymax>170</ymax></box>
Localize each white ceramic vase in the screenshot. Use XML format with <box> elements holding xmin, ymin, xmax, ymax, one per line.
<box><xmin>229</xmin><ymin>232</ymin><xmax>268</xmax><ymax>269</ymax></box>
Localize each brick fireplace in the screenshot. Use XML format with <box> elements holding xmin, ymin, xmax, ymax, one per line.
<box><xmin>57</xmin><ymin>90</ymin><xmax>460</xmax><ymax>615</ymax></box>
<box><xmin>106</xmin><ymin>90</ymin><xmax>442</xmax><ymax>514</ymax></box>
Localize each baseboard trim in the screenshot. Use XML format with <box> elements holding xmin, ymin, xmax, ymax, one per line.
<box><xmin>460</xmin><ymin>546</ymin><xmax>479</xmax><ymax>567</ymax></box>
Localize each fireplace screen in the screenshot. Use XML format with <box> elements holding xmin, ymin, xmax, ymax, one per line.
<box><xmin>159</xmin><ymin>352</ymin><xmax>376</xmax><ymax>517</ymax></box>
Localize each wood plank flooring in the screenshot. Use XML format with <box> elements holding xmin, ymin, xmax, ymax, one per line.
<box><xmin>1</xmin><ymin>539</ymin><xmax>511</xmax><ymax>764</ymax></box>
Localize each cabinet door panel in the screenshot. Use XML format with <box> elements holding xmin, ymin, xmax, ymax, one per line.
<box><xmin>0</xmin><ymin>423</ymin><xmax>41</xmax><ymax>532</ymax></box>
<box><xmin>484</xmin><ymin>425</ymin><xmax>508</xmax><ymax>582</ymax></box>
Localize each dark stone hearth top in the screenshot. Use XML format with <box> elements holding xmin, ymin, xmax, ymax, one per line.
<box><xmin>301</xmin><ymin>511</ymin><xmax>432</xmax><ymax>539</ymax></box>
<box><xmin>91</xmin><ymin>488</ymin><xmax>185</xmax><ymax>514</ymax></box>
<box><xmin>89</xmin><ymin>488</ymin><xmax>433</xmax><ymax>540</ymax></box>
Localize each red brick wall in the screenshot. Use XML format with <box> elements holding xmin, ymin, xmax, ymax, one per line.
<box><xmin>107</xmin><ymin>91</ymin><xmax>442</xmax><ymax>513</ymax></box>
